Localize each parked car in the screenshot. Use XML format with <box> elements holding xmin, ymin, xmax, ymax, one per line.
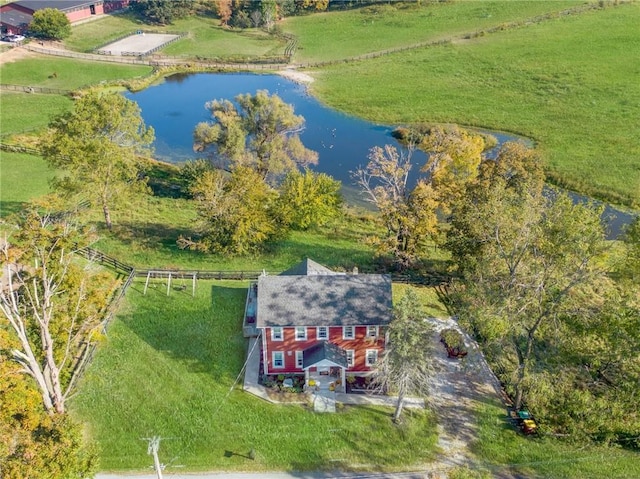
<box><xmin>5</xmin><ymin>34</ymin><xmax>25</xmax><ymax>43</ymax></box>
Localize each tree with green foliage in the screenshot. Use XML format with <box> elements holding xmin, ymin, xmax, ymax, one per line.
<box><xmin>41</xmin><ymin>91</ymin><xmax>154</xmax><ymax>230</ymax></box>
<box><xmin>353</xmin><ymin>144</ymin><xmax>438</xmax><ymax>269</ymax></box>
<box><xmin>370</xmin><ymin>290</ymin><xmax>434</xmax><ymax>423</ymax></box>
<box><xmin>527</xmin><ymin>291</ymin><xmax>640</xmax><ymax>442</ymax></box>
<box><xmin>0</xmin><ymin>207</ymin><xmax>111</xmax><ymax>415</ymax></box>
<box><xmin>276</xmin><ymin>169</ymin><xmax>343</xmax><ymax>230</ymax></box>
<box><xmin>445</xmin><ymin>141</ymin><xmax>545</xmax><ymax>271</ymax></box>
<box><xmin>179</xmin><ymin>166</ymin><xmax>286</xmax><ymax>255</ymax></box>
<box><xmin>621</xmin><ymin>216</ymin><xmax>640</xmax><ymax>281</ymax></box>
<box><xmin>29</xmin><ymin>8</ymin><xmax>71</xmax><ymax>40</ymax></box>
<box><xmin>449</xmin><ymin>188</ymin><xmax>610</xmax><ymax>411</ymax></box>
<box><xmin>354</xmin><ymin>126</ymin><xmax>485</xmax><ymax>269</ymax></box>
<box><xmin>194</xmin><ymin>90</ymin><xmax>318</xmax><ymax>183</ymax></box>
<box><xmin>131</xmin><ymin>0</ymin><xmax>193</xmax><ymax>24</ymax></box>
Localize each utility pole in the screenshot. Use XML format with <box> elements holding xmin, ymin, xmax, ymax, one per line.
<box><xmin>145</xmin><ymin>436</ymin><xmax>164</xmax><ymax>479</ymax></box>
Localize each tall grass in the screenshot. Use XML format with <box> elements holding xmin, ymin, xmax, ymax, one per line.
<box><xmin>70</xmin><ymin>280</ymin><xmax>439</xmax><ymax>471</ymax></box>
<box><xmin>309</xmin><ymin>3</ymin><xmax>640</xmax><ymax>208</ymax></box>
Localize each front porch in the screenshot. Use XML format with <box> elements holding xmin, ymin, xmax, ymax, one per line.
<box><xmin>305</xmin><ymin>366</ymin><xmax>345</xmax><ymax>394</ymax></box>
<box><xmin>302</xmin><ymin>341</ymin><xmax>348</xmax><ymax>394</ymax></box>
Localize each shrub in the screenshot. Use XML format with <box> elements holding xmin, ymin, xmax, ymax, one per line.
<box><xmin>30</xmin><ymin>8</ymin><xmax>71</xmax><ymax>40</ymax></box>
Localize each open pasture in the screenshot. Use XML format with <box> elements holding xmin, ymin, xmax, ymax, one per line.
<box><xmin>309</xmin><ymin>2</ymin><xmax>640</xmax><ymax>207</ymax></box>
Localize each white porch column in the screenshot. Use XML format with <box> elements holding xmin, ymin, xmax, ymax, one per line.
<box><xmin>341</xmin><ymin>367</ymin><xmax>346</xmax><ymax>393</ymax></box>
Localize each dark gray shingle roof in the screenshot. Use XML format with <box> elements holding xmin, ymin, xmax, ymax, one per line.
<box><xmin>256</xmin><ymin>273</ymin><xmax>392</xmax><ymax>328</ymax></box>
<box><xmin>279</xmin><ymin>258</ymin><xmax>339</xmax><ymax>276</ymax></box>
<box><xmin>0</xmin><ymin>8</ymin><xmax>32</xmax><ymax>26</ymax></box>
<box><xmin>14</xmin><ymin>0</ymin><xmax>101</xmax><ymax>12</ymax></box>
<box><xmin>302</xmin><ymin>341</ymin><xmax>348</xmax><ymax>369</ymax></box>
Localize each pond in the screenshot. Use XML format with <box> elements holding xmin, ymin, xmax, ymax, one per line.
<box><xmin>125</xmin><ymin>72</ymin><xmax>635</xmax><ymax>239</ymax></box>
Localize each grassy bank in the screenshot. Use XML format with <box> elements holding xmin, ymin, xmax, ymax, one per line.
<box><xmin>473</xmin><ymin>401</ymin><xmax>640</xmax><ymax>478</ymax></box>
<box><xmin>70</xmin><ymin>280</ymin><xmax>439</xmax><ymax>471</ymax></box>
<box><xmin>88</xmin><ymin>194</ymin><xmax>387</xmax><ymax>272</ymax></box>
<box><xmin>309</xmin><ymin>2</ymin><xmax>640</xmax><ymax>208</ymax></box>
<box><xmin>284</xmin><ymin>0</ymin><xmax>585</xmax><ymax>63</ymax></box>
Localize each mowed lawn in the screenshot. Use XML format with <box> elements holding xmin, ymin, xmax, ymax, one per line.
<box><xmin>70</xmin><ymin>280</ymin><xmax>439</xmax><ymax>472</ymax></box>
<box><xmin>0</xmin><ymin>91</ymin><xmax>72</xmax><ymax>134</ymax></box>
<box><xmin>284</xmin><ymin>0</ymin><xmax>585</xmax><ymax>63</ymax></box>
<box><xmin>0</xmin><ymin>55</ymin><xmax>152</xmax><ymax>90</ymax></box>
<box><xmin>309</xmin><ymin>3</ymin><xmax>640</xmax><ymax>208</ymax></box>
<box><xmin>0</xmin><ymin>152</ymin><xmax>54</xmax><ymax>217</ymax></box>
<box><xmin>473</xmin><ymin>401</ymin><xmax>640</xmax><ymax>479</ymax></box>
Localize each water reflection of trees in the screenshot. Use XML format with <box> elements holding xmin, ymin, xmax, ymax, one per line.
<box><xmin>165</xmin><ymin>72</ymin><xmax>191</xmax><ymax>84</ymax></box>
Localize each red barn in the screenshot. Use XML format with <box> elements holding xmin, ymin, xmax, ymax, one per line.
<box><xmin>246</xmin><ymin>259</ymin><xmax>392</xmax><ymax>393</ymax></box>
<box><xmin>1</xmin><ymin>0</ymin><xmax>129</xmax><ymax>35</ymax></box>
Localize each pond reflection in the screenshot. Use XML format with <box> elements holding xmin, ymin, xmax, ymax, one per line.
<box><xmin>125</xmin><ymin>73</ymin><xmax>635</xmax><ymax>238</ymax></box>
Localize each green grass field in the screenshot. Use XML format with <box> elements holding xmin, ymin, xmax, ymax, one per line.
<box><xmin>0</xmin><ymin>91</ymin><xmax>72</xmax><ymax>135</ymax></box>
<box><xmin>308</xmin><ymin>2</ymin><xmax>640</xmax><ymax>208</ymax></box>
<box><xmin>87</xmin><ymin>194</ymin><xmax>390</xmax><ymax>272</ymax></box>
<box><xmin>0</xmin><ymin>152</ymin><xmax>54</xmax><ymax>217</ymax></box>
<box><xmin>284</xmin><ymin>0</ymin><xmax>585</xmax><ymax>63</ymax></box>
<box><xmin>473</xmin><ymin>401</ymin><xmax>640</xmax><ymax>478</ymax></box>
<box><xmin>70</xmin><ymin>280</ymin><xmax>439</xmax><ymax>471</ymax></box>
<box><xmin>2</xmin><ymin>3</ymin><xmax>638</xmax><ymax>473</ymax></box>
<box><xmin>0</xmin><ymin>55</ymin><xmax>152</xmax><ymax>90</ymax></box>
<box><xmin>66</xmin><ymin>13</ymin><xmax>285</xmax><ymax>60</ymax></box>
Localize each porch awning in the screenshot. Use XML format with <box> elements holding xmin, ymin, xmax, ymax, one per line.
<box><xmin>302</xmin><ymin>341</ymin><xmax>348</xmax><ymax>369</ymax></box>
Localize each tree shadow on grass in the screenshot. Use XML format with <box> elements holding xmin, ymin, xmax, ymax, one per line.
<box><xmin>110</xmin><ymin>221</ymin><xmax>191</xmax><ymax>250</ymax></box>
<box><xmin>119</xmin><ymin>283</ymin><xmax>247</xmax><ymax>383</ymax></box>
<box><xmin>0</xmin><ymin>200</ymin><xmax>27</xmax><ymax>218</ymax></box>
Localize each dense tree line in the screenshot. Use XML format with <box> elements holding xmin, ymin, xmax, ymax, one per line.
<box><xmin>352</xmin><ymin>122</ymin><xmax>639</xmax><ymax>442</ymax></box>
<box><xmin>131</xmin><ymin>0</ymin><xmax>399</xmax><ymax>28</ymax></box>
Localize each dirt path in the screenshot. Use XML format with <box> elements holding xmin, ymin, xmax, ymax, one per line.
<box><xmin>427</xmin><ymin>317</ymin><xmax>510</xmax><ymax>475</ymax></box>
<box><xmin>0</xmin><ymin>45</ymin><xmax>36</xmax><ymax>65</ymax></box>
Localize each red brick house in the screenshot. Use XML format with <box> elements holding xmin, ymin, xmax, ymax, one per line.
<box><xmin>1</xmin><ymin>0</ymin><xmax>129</xmax><ymax>35</ymax></box>
<box><xmin>246</xmin><ymin>259</ymin><xmax>392</xmax><ymax>393</ymax></box>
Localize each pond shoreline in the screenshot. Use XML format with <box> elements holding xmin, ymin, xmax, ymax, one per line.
<box><xmin>128</xmin><ymin>71</ymin><xmax>636</xmax><ymax>239</ymax></box>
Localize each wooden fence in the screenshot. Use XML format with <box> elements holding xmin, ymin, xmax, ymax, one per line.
<box><xmin>76</xmin><ymin>246</ymin><xmax>135</xmax><ymax>275</ymax></box>
<box><xmin>65</xmin><ymin>244</ymin><xmax>451</xmax><ymax>395</ymax></box>
<box><xmin>0</xmin><ymin>143</ymin><xmax>42</xmax><ymax>155</ymax></box>
<box><xmin>0</xmin><ymin>83</ymin><xmax>71</xmax><ymax>95</ymax></box>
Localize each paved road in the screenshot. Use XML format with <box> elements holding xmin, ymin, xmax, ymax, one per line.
<box><xmin>97</xmin><ymin>472</ymin><xmax>434</xmax><ymax>479</ymax></box>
